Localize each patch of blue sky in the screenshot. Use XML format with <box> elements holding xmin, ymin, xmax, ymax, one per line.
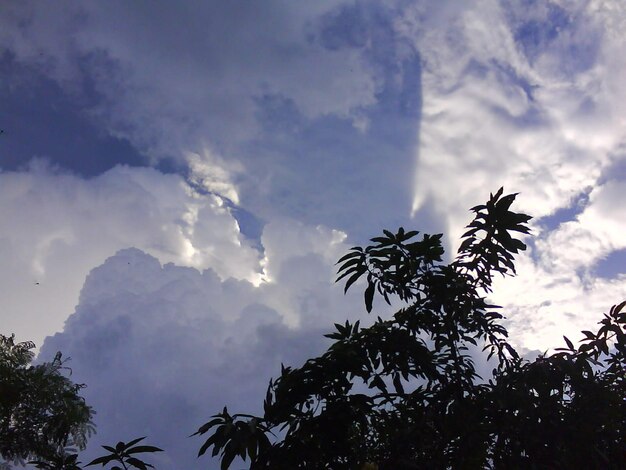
<box><xmin>319</xmin><ymin>3</ymin><xmax>404</xmax><ymax>67</ymax></box>
<box><xmin>536</xmin><ymin>189</ymin><xmax>591</xmax><ymax>232</ymax></box>
<box><xmin>315</xmin><ymin>1</ymin><xmax>421</xmax><ymax>117</ymax></box>
<box><xmin>504</xmin><ymin>0</ymin><xmax>602</xmax><ymax>77</ymax></box>
<box><xmin>510</xmin><ymin>0</ymin><xmax>570</xmax><ymax>63</ymax></box>
<box><xmin>239</xmin><ymin>1</ymin><xmax>423</xmax><ymax>241</ymax></box>
<box><xmin>594</xmin><ymin>248</ymin><xmax>626</xmax><ymax>279</ymax></box>
<box><xmin>0</xmin><ymin>54</ymin><xmax>148</xmax><ymax>177</ymax></box>
<box><xmin>229</xmin><ymin>205</ymin><xmax>265</xmax><ymax>252</ymax></box>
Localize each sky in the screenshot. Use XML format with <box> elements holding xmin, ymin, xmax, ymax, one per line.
<box><xmin>1</xmin><ymin>0</ymin><xmax>625</xmax><ymax>468</ymax></box>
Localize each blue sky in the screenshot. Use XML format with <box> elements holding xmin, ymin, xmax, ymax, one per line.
<box><xmin>1</xmin><ymin>1</ymin><xmax>625</xmax><ymax>468</ymax></box>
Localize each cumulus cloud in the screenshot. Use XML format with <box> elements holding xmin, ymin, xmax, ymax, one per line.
<box><xmin>0</xmin><ymin>162</ymin><xmax>261</xmax><ymax>348</ymax></box>
<box><xmin>186</xmin><ymin>149</ymin><xmax>242</xmax><ymax>205</ymax></box>
<box><xmin>393</xmin><ymin>0</ymin><xmax>626</xmax><ymax>349</ymax></box>
<box><xmin>0</xmin><ymin>0</ymin><xmax>621</xmax><ymax>360</ymax></box>
<box><xmin>407</xmin><ymin>0</ymin><xmax>626</xmax><ymax>233</ymax></box>
<box><xmin>1</xmin><ymin>5</ymin><xmax>624</xmax><ymax>467</ymax></box>
<box><xmin>39</xmin><ymin>221</ymin><xmax>365</xmax><ymax>469</ymax></box>
<box><xmin>491</xmin><ymin>179</ymin><xmax>626</xmax><ymax>350</ymax></box>
<box><xmin>32</xmin><ymin>197</ymin><xmax>577</xmax><ymax>469</ymax></box>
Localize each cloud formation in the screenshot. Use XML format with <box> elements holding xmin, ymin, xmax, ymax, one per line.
<box><xmin>0</xmin><ymin>162</ymin><xmax>261</xmax><ymax>348</ymax></box>
<box><xmin>491</xmin><ymin>179</ymin><xmax>626</xmax><ymax>350</ymax></box>
<box><xmin>411</xmin><ymin>0</ymin><xmax>625</xmax><ymax>226</ymax></box>
<box><xmin>0</xmin><ymin>0</ymin><xmax>422</xmax><ymax>236</ymax></box>
<box><xmin>39</xmin><ymin>225</ymin><xmax>364</xmax><ymax>469</ymax></box>
<box><xmin>0</xmin><ymin>2</ymin><xmax>625</xmax><ymax>466</ymax></box>
<box><xmin>404</xmin><ymin>0</ymin><xmax>626</xmax><ymax>348</ymax></box>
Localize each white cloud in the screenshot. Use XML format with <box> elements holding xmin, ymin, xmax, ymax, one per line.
<box><xmin>392</xmin><ymin>0</ymin><xmax>626</xmax><ymax>350</ymax></box>
<box><xmin>0</xmin><ymin>162</ymin><xmax>261</xmax><ymax>349</ymax></box>
<box><xmin>491</xmin><ymin>255</ymin><xmax>626</xmax><ymax>353</ymax></box>
<box><xmin>1</xmin><ymin>5</ymin><xmax>624</xmax><ymax>467</ymax></box>
<box><xmin>186</xmin><ymin>149</ymin><xmax>242</xmax><ymax>205</ymax></box>
<box><xmin>490</xmin><ymin>163</ymin><xmax>626</xmax><ymax>352</ymax></box>
<box><xmin>32</xmin><ymin>180</ymin><xmax>623</xmax><ymax>467</ymax></box>
<box><xmin>38</xmin><ymin>222</ymin><xmax>364</xmax><ymax>469</ymax></box>
<box><xmin>408</xmin><ymin>0</ymin><xmax>625</xmax><ymax>230</ymax></box>
<box><xmin>533</xmin><ymin>180</ymin><xmax>626</xmax><ymax>275</ymax></box>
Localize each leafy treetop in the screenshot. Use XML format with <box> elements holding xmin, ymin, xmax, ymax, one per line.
<box><xmin>194</xmin><ymin>188</ymin><xmax>625</xmax><ymax>469</ymax></box>
<box><xmin>0</xmin><ymin>335</ymin><xmax>94</xmax><ymax>467</ymax></box>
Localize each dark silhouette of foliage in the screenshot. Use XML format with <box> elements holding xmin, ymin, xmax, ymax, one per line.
<box><xmin>86</xmin><ymin>437</ymin><xmax>163</xmax><ymax>470</ymax></box>
<box><xmin>195</xmin><ymin>189</ymin><xmax>626</xmax><ymax>469</ymax></box>
<box><xmin>0</xmin><ymin>334</ymin><xmax>94</xmax><ymax>467</ymax></box>
<box><xmin>27</xmin><ymin>437</ymin><xmax>163</xmax><ymax>470</ymax></box>
<box><xmin>0</xmin><ymin>336</ymin><xmax>163</xmax><ymax>470</ymax></box>
<box><xmin>30</xmin><ymin>451</ymin><xmax>82</xmax><ymax>470</ymax></box>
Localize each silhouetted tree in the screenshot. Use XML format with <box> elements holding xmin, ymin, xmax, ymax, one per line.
<box><xmin>1</xmin><ymin>335</ymin><xmax>163</xmax><ymax>470</ymax></box>
<box><xmin>85</xmin><ymin>437</ymin><xmax>163</xmax><ymax>470</ymax></box>
<box><xmin>194</xmin><ymin>189</ymin><xmax>626</xmax><ymax>469</ymax></box>
<box><xmin>0</xmin><ymin>335</ymin><xmax>94</xmax><ymax>467</ymax></box>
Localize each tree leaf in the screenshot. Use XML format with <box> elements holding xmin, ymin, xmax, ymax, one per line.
<box><xmin>86</xmin><ymin>455</ymin><xmax>117</xmax><ymax>467</ymax></box>
<box><xmin>126</xmin><ymin>445</ymin><xmax>164</xmax><ymax>454</ymax></box>
<box><xmin>364</xmin><ymin>282</ymin><xmax>375</xmax><ymax>313</ymax></box>
<box><xmin>343</xmin><ymin>267</ymin><xmax>366</xmax><ymax>294</ymax></box>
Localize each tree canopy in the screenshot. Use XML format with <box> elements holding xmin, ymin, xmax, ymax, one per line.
<box><xmin>194</xmin><ymin>189</ymin><xmax>626</xmax><ymax>469</ymax></box>
<box><xmin>1</xmin><ymin>189</ymin><xmax>624</xmax><ymax>469</ymax></box>
<box><xmin>0</xmin><ymin>336</ymin><xmax>162</xmax><ymax>470</ymax></box>
<box><xmin>0</xmin><ymin>334</ymin><xmax>94</xmax><ymax>466</ymax></box>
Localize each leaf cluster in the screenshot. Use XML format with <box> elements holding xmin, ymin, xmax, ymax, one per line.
<box><xmin>86</xmin><ymin>437</ymin><xmax>163</xmax><ymax>470</ymax></box>
<box><xmin>194</xmin><ymin>189</ymin><xmax>625</xmax><ymax>469</ymax></box>
<box><xmin>30</xmin><ymin>450</ymin><xmax>82</xmax><ymax>470</ymax></box>
<box><xmin>191</xmin><ymin>408</ymin><xmax>271</xmax><ymax>470</ymax></box>
<box><xmin>0</xmin><ymin>335</ymin><xmax>94</xmax><ymax>466</ymax></box>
